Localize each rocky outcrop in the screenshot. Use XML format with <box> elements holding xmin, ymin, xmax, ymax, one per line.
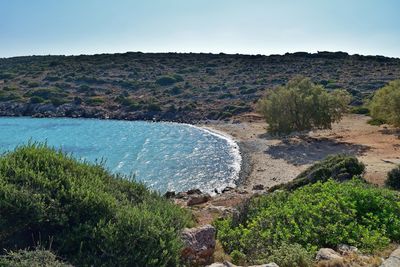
<box><xmin>187</xmin><ymin>193</ymin><xmax>211</xmax><ymax>206</ymax></box>
<box><xmin>337</xmin><ymin>244</ymin><xmax>358</xmax><ymax>255</ymax></box>
<box><xmin>207</xmin><ymin>261</ymin><xmax>279</xmax><ymax>267</ymax></box>
<box><xmin>380</xmin><ymin>246</ymin><xmax>400</xmax><ymax>267</ymax></box>
<box><xmin>181</xmin><ymin>224</ymin><xmax>216</xmax><ymax>266</ymax></box>
<box><xmin>315</xmin><ymin>248</ymin><xmax>344</xmax><ymax>261</ymax></box>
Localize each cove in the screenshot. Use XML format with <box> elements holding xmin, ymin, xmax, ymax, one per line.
<box><xmin>0</xmin><ymin>117</ymin><xmax>241</xmax><ymax>193</ymax></box>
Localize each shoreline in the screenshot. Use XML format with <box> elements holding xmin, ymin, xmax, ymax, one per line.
<box><xmin>199</xmin><ymin>125</ymin><xmax>252</xmax><ymax>190</ymax></box>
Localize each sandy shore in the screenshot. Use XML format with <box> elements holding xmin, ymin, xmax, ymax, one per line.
<box><xmin>202</xmin><ymin>115</ymin><xmax>307</xmax><ymax>191</ymax></box>
<box><xmin>203</xmin><ymin>113</ymin><xmax>400</xmax><ymax>189</ymax></box>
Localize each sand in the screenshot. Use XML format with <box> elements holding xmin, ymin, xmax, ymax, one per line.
<box><xmin>203</xmin><ymin>113</ymin><xmax>400</xmax><ymax>189</ymax></box>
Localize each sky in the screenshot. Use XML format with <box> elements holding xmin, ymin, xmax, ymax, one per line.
<box><xmin>1</xmin><ymin>0</ymin><xmax>400</xmax><ymax>58</ymax></box>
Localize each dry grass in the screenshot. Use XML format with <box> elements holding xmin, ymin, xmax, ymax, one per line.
<box><xmin>213</xmin><ymin>240</ymin><xmax>232</xmax><ymax>263</ymax></box>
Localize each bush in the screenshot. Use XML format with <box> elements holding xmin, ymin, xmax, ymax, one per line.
<box><xmin>267</xmin><ymin>243</ymin><xmax>313</xmax><ymax>267</ymax></box>
<box><xmin>350</xmin><ymin>106</ymin><xmax>370</xmax><ymax>115</ymax></box>
<box><xmin>29</xmin><ymin>96</ymin><xmax>45</xmax><ymax>104</ymax></box>
<box><xmin>257</xmin><ymin>76</ymin><xmax>351</xmax><ymax>134</ymax></box>
<box><xmin>367</xmin><ymin>118</ymin><xmax>386</xmax><ymax>126</ymax></box>
<box><xmin>25</xmin><ymin>88</ymin><xmax>68</xmax><ymax>100</ymax></box>
<box><xmin>0</xmin><ymin>248</ymin><xmax>71</xmax><ymax>267</ymax></box>
<box><xmin>216</xmin><ymin>179</ymin><xmax>400</xmax><ymax>264</ymax></box>
<box><xmin>271</xmin><ymin>154</ymin><xmax>365</xmax><ymax>191</ymax></box>
<box><xmin>156</xmin><ymin>76</ymin><xmax>177</xmax><ymax>86</ymax></box>
<box><xmin>0</xmin><ymin>144</ymin><xmax>192</xmax><ymax>267</ymax></box>
<box><xmin>369</xmin><ymin>80</ymin><xmax>400</xmax><ymax>127</ymax></box>
<box><xmin>85</xmin><ymin>97</ymin><xmax>104</xmax><ymax>106</ymax></box>
<box><xmin>385</xmin><ymin>165</ymin><xmax>400</xmax><ymax>190</ymax></box>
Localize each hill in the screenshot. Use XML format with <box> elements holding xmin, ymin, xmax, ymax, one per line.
<box><xmin>0</xmin><ymin>51</ymin><xmax>399</xmax><ymax>122</ymax></box>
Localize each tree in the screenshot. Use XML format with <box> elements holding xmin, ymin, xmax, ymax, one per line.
<box><xmin>369</xmin><ymin>80</ymin><xmax>400</xmax><ymax>127</ymax></box>
<box><xmin>257</xmin><ymin>76</ymin><xmax>351</xmax><ymax>134</ymax></box>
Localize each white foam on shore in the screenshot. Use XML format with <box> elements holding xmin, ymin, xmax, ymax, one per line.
<box><xmin>185</xmin><ymin>123</ymin><xmax>243</xmax><ymax>192</ymax></box>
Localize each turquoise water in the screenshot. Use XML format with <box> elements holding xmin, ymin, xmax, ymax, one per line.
<box><xmin>0</xmin><ymin>117</ymin><xmax>241</xmax><ymax>193</ymax></box>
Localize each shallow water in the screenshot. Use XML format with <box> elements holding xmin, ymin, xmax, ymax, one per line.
<box><xmin>0</xmin><ymin>117</ymin><xmax>241</xmax><ymax>193</ymax></box>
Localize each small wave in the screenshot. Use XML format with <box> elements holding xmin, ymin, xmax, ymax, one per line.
<box><xmin>184</xmin><ymin>123</ymin><xmax>242</xmax><ymax>192</ymax></box>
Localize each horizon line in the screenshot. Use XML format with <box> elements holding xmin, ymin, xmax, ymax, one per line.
<box><xmin>1</xmin><ymin>50</ymin><xmax>399</xmax><ymax>60</ymax></box>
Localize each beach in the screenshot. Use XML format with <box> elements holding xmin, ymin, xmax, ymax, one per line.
<box><xmin>188</xmin><ymin>113</ymin><xmax>400</xmax><ymax>225</ymax></box>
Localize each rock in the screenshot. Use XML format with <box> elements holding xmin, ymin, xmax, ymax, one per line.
<box><xmin>252</xmin><ymin>184</ymin><xmax>264</xmax><ymax>190</ymax></box>
<box><xmin>337</xmin><ymin>244</ymin><xmax>358</xmax><ymax>255</ymax></box>
<box><xmin>175</xmin><ymin>192</ymin><xmax>188</xmax><ymax>199</ymax></box>
<box><xmin>164</xmin><ymin>191</ymin><xmax>175</xmax><ymax>198</ymax></box>
<box><xmin>207</xmin><ymin>261</ymin><xmax>279</xmax><ymax>267</ymax></box>
<box><xmin>380</xmin><ymin>246</ymin><xmax>400</xmax><ymax>267</ymax></box>
<box><xmin>181</xmin><ymin>224</ymin><xmax>216</xmax><ymax>265</ymax></box>
<box><xmin>222</xmin><ymin>186</ymin><xmax>235</xmax><ymax>193</ymax></box>
<box><xmin>187</xmin><ymin>193</ymin><xmax>211</xmax><ymax>206</ymax></box>
<box><xmin>316</xmin><ymin>248</ymin><xmax>344</xmax><ymax>261</ymax></box>
<box><xmin>187</xmin><ymin>188</ymin><xmax>202</xmax><ymax>195</ymax></box>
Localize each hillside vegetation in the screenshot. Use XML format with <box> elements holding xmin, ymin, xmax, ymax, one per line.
<box><xmin>0</xmin><ymin>52</ymin><xmax>399</xmax><ymax>122</ymax></box>
<box><xmin>0</xmin><ymin>143</ymin><xmax>192</xmax><ymax>267</ymax></box>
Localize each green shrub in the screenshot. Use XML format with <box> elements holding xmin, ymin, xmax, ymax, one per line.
<box><xmin>385</xmin><ymin>165</ymin><xmax>400</xmax><ymax>190</ymax></box>
<box><xmin>369</xmin><ymin>80</ymin><xmax>400</xmax><ymax>127</ymax></box>
<box><xmin>271</xmin><ymin>154</ymin><xmax>365</xmax><ymax>191</ymax></box>
<box><xmin>156</xmin><ymin>76</ymin><xmax>177</xmax><ymax>86</ymax></box>
<box><xmin>25</xmin><ymin>88</ymin><xmax>67</xmax><ymax>100</ymax></box>
<box><xmin>0</xmin><ymin>91</ymin><xmax>22</xmax><ymax>102</ymax></box>
<box><xmin>29</xmin><ymin>96</ymin><xmax>45</xmax><ymax>104</ymax></box>
<box><xmin>216</xmin><ymin>179</ymin><xmax>400</xmax><ymax>264</ymax></box>
<box><xmin>267</xmin><ymin>243</ymin><xmax>313</xmax><ymax>267</ymax></box>
<box><xmin>350</xmin><ymin>106</ymin><xmax>370</xmax><ymax>115</ymax></box>
<box><xmin>0</xmin><ymin>248</ymin><xmax>71</xmax><ymax>267</ymax></box>
<box><xmin>367</xmin><ymin>118</ymin><xmax>386</xmax><ymax>126</ymax></box>
<box><xmin>0</xmin><ymin>144</ymin><xmax>192</xmax><ymax>267</ymax></box>
<box><xmin>85</xmin><ymin>97</ymin><xmax>104</xmax><ymax>106</ymax></box>
<box><xmin>257</xmin><ymin>76</ymin><xmax>351</xmax><ymax>134</ymax></box>
<box><xmin>147</xmin><ymin>102</ymin><xmax>162</xmax><ymax>112</ymax></box>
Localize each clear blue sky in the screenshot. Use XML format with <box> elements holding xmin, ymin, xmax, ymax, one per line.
<box><xmin>1</xmin><ymin>0</ymin><xmax>399</xmax><ymax>58</ymax></box>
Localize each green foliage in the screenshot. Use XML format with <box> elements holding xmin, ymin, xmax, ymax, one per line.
<box><xmin>0</xmin><ymin>248</ymin><xmax>71</xmax><ymax>267</ymax></box>
<box><xmin>0</xmin><ymin>91</ymin><xmax>22</xmax><ymax>102</ymax></box>
<box><xmin>147</xmin><ymin>102</ymin><xmax>162</xmax><ymax>112</ymax></box>
<box><xmin>85</xmin><ymin>97</ymin><xmax>104</xmax><ymax>106</ymax></box>
<box><xmin>25</xmin><ymin>88</ymin><xmax>67</xmax><ymax>100</ymax></box>
<box><xmin>156</xmin><ymin>76</ymin><xmax>177</xmax><ymax>86</ymax></box>
<box><xmin>257</xmin><ymin>76</ymin><xmax>351</xmax><ymax>134</ymax></box>
<box><xmin>385</xmin><ymin>165</ymin><xmax>400</xmax><ymax>190</ymax></box>
<box><xmin>0</xmin><ymin>144</ymin><xmax>192</xmax><ymax>267</ymax></box>
<box><xmin>216</xmin><ymin>179</ymin><xmax>400</xmax><ymax>264</ymax></box>
<box><xmin>267</xmin><ymin>243</ymin><xmax>313</xmax><ymax>267</ymax></box>
<box><xmin>271</xmin><ymin>154</ymin><xmax>365</xmax><ymax>191</ymax></box>
<box><xmin>29</xmin><ymin>96</ymin><xmax>45</xmax><ymax>104</ymax></box>
<box><xmin>367</xmin><ymin>118</ymin><xmax>386</xmax><ymax>126</ymax></box>
<box><xmin>369</xmin><ymin>80</ymin><xmax>400</xmax><ymax>127</ymax></box>
<box><xmin>350</xmin><ymin>106</ymin><xmax>370</xmax><ymax>115</ymax></box>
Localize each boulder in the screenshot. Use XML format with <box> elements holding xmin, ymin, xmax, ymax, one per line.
<box><xmin>222</xmin><ymin>186</ymin><xmax>235</xmax><ymax>193</ymax></box>
<box><xmin>187</xmin><ymin>193</ymin><xmax>211</xmax><ymax>206</ymax></box>
<box><xmin>316</xmin><ymin>248</ymin><xmax>343</xmax><ymax>261</ymax></box>
<box><xmin>380</xmin><ymin>246</ymin><xmax>400</xmax><ymax>267</ymax></box>
<box><xmin>187</xmin><ymin>188</ymin><xmax>202</xmax><ymax>195</ymax></box>
<box><xmin>181</xmin><ymin>224</ymin><xmax>216</xmax><ymax>265</ymax></box>
<box><xmin>337</xmin><ymin>244</ymin><xmax>358</xmax><ymax>255</ymax></box>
